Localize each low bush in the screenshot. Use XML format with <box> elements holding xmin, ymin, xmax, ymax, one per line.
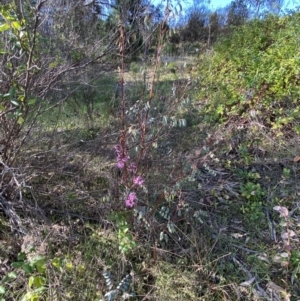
<box><xmin>197</xmin><ymin>13</ymin><xmax>300</xmax><ymax>135</ymax></box>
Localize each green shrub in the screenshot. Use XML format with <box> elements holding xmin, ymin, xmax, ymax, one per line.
<box><xmin>197</xmin><ymin>13</ymin><xmax>300</xmax><ymax>134</ymax></box>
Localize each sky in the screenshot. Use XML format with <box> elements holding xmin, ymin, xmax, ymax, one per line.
<box><xmin>153</xmin><ymin>0</ymin><xmax>232</xmax><ymax>10</ymax></box>
<box><xmin>206</xmin><ymin>0</ymin><xmax>298</xmax><ymax>9</ymax></box>
<box><xmin>158</xmin><ymin>0</ymin><xmax>299</xmax><ymax>11</ymax></box>
<box><xmin>203</xmin><ymin>0</ymin><xmax>232</xmax><ymax>9</ymax></box>
<box><xmin>173</xmin><ymin>0</ymin><xmax>234</xmax><ymax>10</ymax></box>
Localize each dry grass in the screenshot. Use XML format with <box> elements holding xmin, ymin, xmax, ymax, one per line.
<box><xmin>1</xmin><ymin>66</ymin><xmax>300</xmax><ymax>301</ymax></box>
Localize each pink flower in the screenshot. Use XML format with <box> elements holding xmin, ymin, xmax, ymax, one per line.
<box><xmin>114</xmin><ymin>144</ymin><xmax>121</xmax><ymax>153</ymax></box>
<box><xmin>117</xmin><ymin>160</ymin><xmax>125</xmax><ymax>168</ymax></box>
<box><xmin>128</xmin><ymin>163</ymin><xmax>137</xmax><ymax>173</ymax></box>
<box><xmin>121</xmin><ymin>155</ymin><xmax>130</xmax><ymax>163</ymax></box>
<box><xmin>114</xmin><ymin>144</ymin><xmax>130</xmax><ymax>169</ymax></box>
<box><xmin>125</xmin><ymin>192</ymin><xmax>136</xmax><ymax>208</ymax></box>
<box><xmin>133</xmin><ymin>175</ymin><xmax>144</xmax><ymax>186</ymax></box>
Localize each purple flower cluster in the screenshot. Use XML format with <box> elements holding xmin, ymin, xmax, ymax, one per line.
<box><xmin>114</xmin><ymin>145</ymin><xmax>144</xmax><ymax>209</ymax></box>
<box><xmin>114</xmin><ymin>144</ymin><xmax>129</xmax><ymax>169</ymax></box>
<box><xmin>125</xmin><ymin>192</ymin><xmax>136</xmax><ymax>208</ymax></box>
<box><xmin>128</xmin><ymin>162</ymin><xmax>137</xmax><ymax>173</ymax></box>
<box><xmin>133</xmin><ymin>175</ymin><xmax>144</xmax><ymax>186</ymax></box>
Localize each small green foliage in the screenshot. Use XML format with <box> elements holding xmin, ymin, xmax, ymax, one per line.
<box><xmin>129</xmin><ymin>62</ymin><xmax>139</xmax><ymax>74</ymax></box>
<box><xmin>110</xmin><ymin>212</ymin><xmax>136</xmax><ymax>254</ymax></box>
<box><xmin>0</xmin><ymin>3</ymin><xmax>37</xmax><ymax>118</ymax></box>
<box><xmin>241</xmin><ymin>200</ymin><xmax>264</xmax><ymax>222</ymax></box>
<box><xmin>238</xmin><ymin>144</ymin><xmax>253</xmax><ymax>165</ymax></box>
<box><xmin>282</xmin><ymin>167</ymin><xmax>291</xmax><ymax>179</ymax></box>
<box><xmin>291</xmin><ymin>250</ymin><xmax>300</xmax><ymax>282</ymax></box>
<box><xmin>240</xmin><ymin>182</ymin><xmax>265</xmax><ymax>221</ymax></box>
<box><xmin>240</xmin><ymin>182</ymin><xmax>264</xmax><ymax>202</ymax></box>
<box><xmin>0</xmin><ymin>252</ymin><xmax>47</xmax><ymax>301</ymax></box>
<box><xmin>291</xmin><ymin>250</ymin><xmax>300</xmax><ymax>268</ymax></box>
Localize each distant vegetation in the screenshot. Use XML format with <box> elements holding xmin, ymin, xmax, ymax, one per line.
<box><xmin>199</xmin><ymin>13</ymin><xmax>300</xmax><ymax>135</ymax></box>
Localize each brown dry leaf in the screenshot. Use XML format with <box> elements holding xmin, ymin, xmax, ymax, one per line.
<box><xmin>273</xmin><ymin>206</ymin><xmax>289</xmax><ymax>217</ymax></box>
<box><xmin>293</xmin><ymin>155</ymin><xmax>300</xmax><ymax>162</ymax></box>
<box><xmin>281</xmin><ymin>230</ymin><xmax>296</xmax><ymax>240</ymax></box>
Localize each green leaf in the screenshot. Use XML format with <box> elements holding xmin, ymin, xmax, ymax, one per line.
<box><xmin>1</xmin><ymin>275</ymin><xmax>9</xmax><ymax>283</ymax></box>
<box><xmin>34</xmin><ymin>259</ymin><xmax>46</xmax><ymax>274</ymax></box>
<box><xmin>18</xmin><ymin>252</ymin><xmax>27</xmax><ymax>261</ymax></box>
<box><xmin>51</xmin><ymin>258</ymin><xmax>62</xmax><ymax>269</ymax></box>
<box><xmin>15</xmin><ymin>109</ymin><xmax>22</xmax><ymax>116</ymax></box>
<box><xmin>0</xmin><ymin>273</ymin><xmax>16</xmax><ymax>284</ymax></box>
<box><xmin>294</xmin><ymin>125</ymin><xmax>300</xmax><ymax>134</ymax></box>
<box><xmin>17</xmin><ymin>116</ymin><xmax>24</xmax><ymax>124</ymax></box>
<box><xmin>0</xmin><ymin>105</ymin><xmax>5</xmax><ymax>111</ymax></box>
<box><xmin>33</xmin><ymin>287</ymin><xmax>46</xmax><ymax>294</ymax></box>
<box><xmin>11</xmin><ymin>261</ymin><xmax>24</xmax><ymax>268</ymax></box>
<box><xmin>29</xmin><ymin>276</ymin><xmax>44</xmax><ymax>288</ymax></box>
<box><xmin>0</xmin><ymin>286</ymin><xmax>5</xmax><ymax>294</ymax></box>
<box><xmin>7</xmin><ymin>272</ymin><xmax>17</xmax><ymax>280</ymax></box>
<box><xmin>65</xmin><ymin>261</ymin><xmax>73</xmax><ymax>270</ymax></box>
<box><xmin>9</xmin><ymin>87</ymin><xmax>16</xmax><ymax>99</ymax></box>
<box><xmin>67</xmin><ymin>192</ymin><xmax>77</xmax><ymax>200</ymax></box>
<box><xmin>22</xmin><ymin>263</ymin><xmax>34</xmax><ymax>274</ymax></box>
<box><xmin>12</xmin><ymin>21</ymin><xmax>21</xmax><ymax>30</ymax></box>
<box><xmin>20</xmin><ymin>292</ymin><xmax>39</xmax><ymax>301</ymax></box>
<box><xmin>28</xmin><ymin>276</ymin><xmax>34</xmax><ymax>288</ymax></box>
<box><xmin>0</xmin><ymin>23</ymin><xmax>10</xmax><ymax>32</ymax></box>
<box><xmin>30</xmin><ymin>295</ymin><xmax>39</xmax><ymax>301</ymax></box>
<box><xmin>10</xmin><ymin>100</ymin><xmax>19</xmax><ymax>106</ymax></box>
<box><xmin>28</xmin><ymin>98</ymin><xmax>36</xmax><ymax>105</ymax></box>
<box><xmin>33</xmin><ymin>276</ymin><xmax>44</xmax><ymax>288</ymax></box>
